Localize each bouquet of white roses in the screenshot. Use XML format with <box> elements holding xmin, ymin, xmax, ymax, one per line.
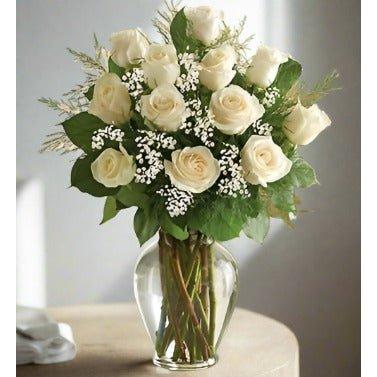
<box><xmin>41</xmin><ymin>1</ymin><xmax>338</xmax><ymax>369</ymax></box>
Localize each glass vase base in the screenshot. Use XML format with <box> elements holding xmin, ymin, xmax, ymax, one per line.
<box><xmin>153</xmin><ymin>354</ymin><xmax>218</xmax><ymax>371</ymax></box>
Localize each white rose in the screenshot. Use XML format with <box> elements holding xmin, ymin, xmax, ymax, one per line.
<box><xmin>283</xmin><ymin>101</ymin><xmax>332</xmax><ymax>145</ymax></box>
<box><xmin>199</xmin><ymin>45</ymin><xmax>237</xmax><ymax>91</ymax></box>
<box><xmin>209</xmin><ymin>85</ymin><xmax>265</xmax><ymax>135</ymax></box>
<box><xmin>140</xmin><ymin>84</ymin><xmax>186</xmax><ymax>132</ymax></box>
<box><xmin>91</xmin><ymin>145</ymin><xmax>136</xmax><ymax>188</ymax></box>
<box><xmin>110</xmin><ymin>29</ymin><xmax>149</xmax><ymax>68</ymax></box>
<box><xmin>88</xmin><ymin>73</ymin><xmax>131</xmax><ymax>125</ymax></box>
<box><xmin>184</xmin><ymin>6</ymin><xmax>224</xmax><ymax>46</ymax></box>
<box><xmin>241</xmin><ymin>135</ymin><xmax>292</xmax><ymax>187</ymax></box>
<box><xmin>142</xmin><ymin>44</ymin><xmax>180</xmax><ymax>89</ymax></box>
<box><xmin>164</xmin><ymin>146</ymin><xmax>220</xmax><ymax>193</ymax></box>
<box><xmin>246</xmin><ymin>45</ymin><xmax>288</xmax><ymax>89</ymax></box>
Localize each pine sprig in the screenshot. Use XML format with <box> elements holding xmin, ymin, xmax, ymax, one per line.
<box><xmin>38</xmin><ymin>97</ymin><xmax>87</xmax><ymax>116</ymax></box>
<box><xmin>209</xmin><ymin>16</ymin><xmax>253</xmax><ymax>66</ymax></box>
<box><xmin>40</xmin><ymin>132</ymin><xmax>78</xmax><ymax>154</ymax></box>
<box><xmin>63</xmin><ymin>83</ymin><xmax>92</xmax><ymax>100</ymax></box>
<box><xmin>67</xmin><ymin>47</ymin><xmax>105</xmax><ymax>73</ymax></box>
<box><xmin>153</xmin><ymin>0</ymin><xmax>181</xmax><ymax>43</ymax></box>
<box><xmin>289</xmin><ymin>69</ymin><xmax>340</xmax><ymax>107</ymax></box>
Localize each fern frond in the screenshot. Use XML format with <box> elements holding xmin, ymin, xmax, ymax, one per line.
<box><xmin>209</xmin><ymin>16</ymin><xmax>253</xmax><ymax>65</ymax></box>
<box><xmin>38</xmin><ymin>97</ymin><xmax>88</xmax><ymax>116</ymax></box>
<box><xmin>288</xmin><ymin>69</ymin><xmax>340</xmax><ymax>107</ymax></box>
<box><xmin>67</xmin><ymin>47</ymin><xmax>105</xmax><ymax>73</ymax></box>
<box><xmin>153</xmin><ymin>0</ymin><xmax>181</xmax><ymax>43</ymax></box>
<box><xmin>40</xmin><ymin>132</ymin><xmax>78</xmax><ymax>154</ymax></box>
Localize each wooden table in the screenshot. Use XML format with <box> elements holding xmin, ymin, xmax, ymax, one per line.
<box><xmin>17</xmin><ymin>303</ymin><xmax>299</xmax><ymax>376</ymax></box>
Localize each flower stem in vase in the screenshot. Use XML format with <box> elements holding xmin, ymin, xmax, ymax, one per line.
<box><xmin>208</xmin><ymin>245</ymin><xmax>216</xmax><ymax>349</ymax></box>
<box><xmin>170</xmin><ymin>243</ymin><xmax>213</xmax><ymax>359</ymax></box>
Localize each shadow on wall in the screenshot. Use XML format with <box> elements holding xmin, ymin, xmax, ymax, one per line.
<box><xmin>238</xmin><ymin>219</ymin><xmax>360</xmax><ymax>377</ymax></box>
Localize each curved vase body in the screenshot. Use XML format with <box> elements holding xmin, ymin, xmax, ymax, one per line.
<box><xmin>134</xmin><ymin>231</ymin><xmax>238</xmax><ymax>370</ymax></box>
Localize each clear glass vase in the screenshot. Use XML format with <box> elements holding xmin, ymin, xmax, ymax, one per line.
<box><xmin>134</xmin><ymin>230</ymin><xmax>239</xmax><ymax>371</ymax></box>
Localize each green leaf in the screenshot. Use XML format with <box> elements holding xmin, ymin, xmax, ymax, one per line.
<box><xmin>62</xmin><ymin>112</ymin><xmax>105</xmax><ymax>153</ymax></box>
<box><xmin>272</xmin><ymin>58</ymin><xmax>302</xmax><ymax>95</ymax></box>
<box><xmin>160</xmin><ymin>212</ymin><xmax>189</xmax><ymax>240</ymax></box>
<box><xmin>187</xmin><ymin>196</ymin><xmax>259</xmax><ymax>242</ymax></box>
<box><xmin>170</xmin><ymin>8</ymin><xmax>201</xmax><ymax>54</ymax></box>
<box><xmin>267</xmin><ymin>179</ymin><xmax>296</xmax><ymax>213</ymax></box>
<box><xmin>231</xmin><ymin>71</ymin><xmax>249</xmax><ymax>90</ymax></box>
<box><xmin>134</xmin><ymin>207</ymin><xmax>160</xmax><ymax>246</ymax></box>
<box><xmin>243</xmin><ymin>210</ymin><xmax>270</xmax><ymax>244</ymax></box>
<box><xmin>289</xmin><ymin>158</ymin><xmax>319</xmax><ymax>188</ymax></box>
<box><xmin>108</xmin><ymin>57</ymin><xmax>124</xmax><ymax>78</ymax></box>
<box><xmin>84</xmin><ymin>85</ymin><xmax>94</xmax><ymax>100</ymax></box>
<box><xmin>116</xmin><ymin>183</ymin><xmax>150</xmax><ymax>208</ymax></box>
<box><xmin>71</xmin><ymin>155</ymin><xmax>118</xmax><ymax>197</ymax></box>
<box><xmin>101</xmin><ymin>196</ymin><xmax>119</xmax><ymax>224</ymax></box>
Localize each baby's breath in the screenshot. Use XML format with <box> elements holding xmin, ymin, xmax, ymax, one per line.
<box><xmin>156</xmin><ymin>184</ymin><xmax>194</xmax><ymax>217</ymax></box>
<box><xmin>181</xmin><ymin>98</ymin><xmax>216</xmax><ymax>148</ymax></box>
<box><xmin>252</xmin><ymin>119</ymin><xmax>273</xmax><ymax>136</ymax></box>
<box><xmin>217</xmin><ymin>144</ymin><xmax>250</xmax><ymax>198</ymax></box>
<box><xmin>91</xmin><ymin>124</ymin><xmax>125</xmax><ymax>150</ymax></box>
<box><xmin>262</xmin><ymin>87</ymin><xmax>280</xmax><ymax>108</ymax></box>
<box><xmin>176</xmin><ymin>52</ymin><xmax>201</xmax><ymax>93</ymax></box>
<box><xmin>122</xmin><ymin>68</ymin><xmax>145</xmax><ymax>111</ymax></box>
<box><xmin>134</xmin><ymin>130</ymin><xmax>177</xmax><ymax>184</ymax></box>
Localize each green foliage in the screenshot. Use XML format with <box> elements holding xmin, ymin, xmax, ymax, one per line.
<box><xmin>62</xmin><ymin>112</ymin><xmax>105</xmax><ymax>153</ymax></box>
<box><xmin>134</xmin><ymin>207</ymin><xmax>160</xmax><ymax>246</ymax></box>
<box><xmin>170</xmin><ymin>8</ymin><xmax>201</xmax><ymax>53</ymax></box>
<box><xmin>160</xmin><ymin>211</ymin><xmax>189</xmax><ymax>240</ymax></box>
<box><xmin>289</xmin><ymin>158</ymin><xmax>319</xmax><ymax>188</ymax></box>
<box><xmin>101</xmin><ymin>196</ymin><xmax>119</xmax><ymax>224</ymax></box>
<box><xmin>266</xmin><ymin>179</ymin><xmax>296</xmax><ymax>213</ymax></box>
<box><xmin>272</xmin><ymin>58</ymin><xmax>302</xmax><ymax>95</ymax></box>
<box><xmin>187</xmin><ymin>195</ymin><xmax>260</xmax><ymax>241</ymax></box>
<box><xmin>231</xmin><ymin>72</ymin><xmax>249</xmax><ymax>90</ymax></box>
<box><xmin>116</xmin><ymin>183</ymin><xmax>150</xmax><ymax>208</ymax></box>
<box><xmin>71</xmin><ymin>155</ymin><xmax>118</xmax><ymax>197</ymax></box>
<box><xmin>262</xmin><ymin>156</ymin><xmax>317</xmax><ymax>218</ymax></box>
<box><xmin>294</xmin><ymin>69</ymin><xmax>340</xmax><ymax>107</ymax></box>
<box><xmin>243</xmin><ymin>209</ymin><xmax>270</xmax><ymax>244</ymax></box>
<box><xmin>108</xmin><ymin>57</ymin><xmax>124</xmax><ymax>78</ymax></box>
<box><xmin>85</xmin><ymin>85</ymin><xmax>94</xmax><ymax>101</ymax></box>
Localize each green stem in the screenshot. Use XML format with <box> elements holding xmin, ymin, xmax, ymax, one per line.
<box><xmin>173</xmin><ymin>258</ymin><xmax>202</xmax><ymax>361</ymax></box>
<box><xmin>200</xmin><ymin>246</ymin><xmax>210</xmax><ymax>320</ymax></box>
<box><xmin>158</xmin><ymin>241</ymin><xmax>200</xmax><ymax>356</ymax></box>
<box><xmin>160</xmin><ymin>232</ymin><xmax>187</xmax><ymax>360</ymax></box>
<box><xmin>170</xmin><ymin>245</ymin><xmax>212</xmax><ymax>360</ymax></box>
<box><xmin>208</xmin><ymin>245</ymin><xmax>216</xmax><ymax>349</ymax></box>
<box><xmin>194</xmin><ymin>292</ymin><xmax>210</xmax><ymax>338</ymax></box>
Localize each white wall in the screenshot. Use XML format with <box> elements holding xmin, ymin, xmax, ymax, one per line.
<box><xmin>17</xmin><ymin>1</ymin><xmax>360</xmax><ymax>376</ymax></box>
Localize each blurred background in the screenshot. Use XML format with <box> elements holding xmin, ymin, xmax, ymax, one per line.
<box><xmin>17</xmin><ymin>0</ymin><xmax>360</xmax><ymax>376</ymax></box>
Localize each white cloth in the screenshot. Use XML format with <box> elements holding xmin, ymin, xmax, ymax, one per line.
<box><xmin>16</xmin><ymin>306</ymin><xmax>76</xmax><ymax>365</ymax></box>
